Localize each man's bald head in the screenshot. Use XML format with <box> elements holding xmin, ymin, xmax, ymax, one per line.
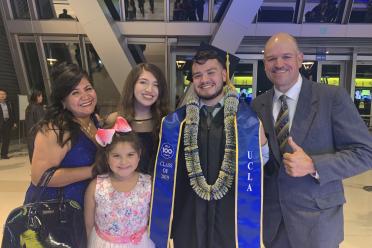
<box><xmin>263</xmin><ymin>33</ymin><xmax>303</xmax><ymax>93</ymax></box>
<box><xmin>264</xmin><ymin>32</ymin><xmax>301</xmax><ymax>55</ymax></box>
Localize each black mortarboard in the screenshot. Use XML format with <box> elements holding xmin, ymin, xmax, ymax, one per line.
<box><xmin>187</xmin><ymin>42</ymin><xmax>240</xmax><ymax>89</ymax></box>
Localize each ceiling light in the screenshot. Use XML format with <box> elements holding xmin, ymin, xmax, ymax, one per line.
<box><xmin>302</xmin><ymin>61</ymin><xmax>314</xmax><ymax>71</ymax></box>
<box><xmin>176</xmin><ymin>60</ymin><xmax>186</xmax><ymax>70</ymax></box>
<box><xmin>46</xmin><ymin>58</ymin><xmax>58</xmax><ymax>65</ymax></box>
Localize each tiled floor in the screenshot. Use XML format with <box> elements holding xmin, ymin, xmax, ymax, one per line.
<box><xmin>0</xmin><ymin>148</ymin><xmax>371</xmax><ymax>247</ymax></box>
<box><xmin>0</xmin><ymin>148</ymin><xmax>30</xmax><ymax>243</ymax></box>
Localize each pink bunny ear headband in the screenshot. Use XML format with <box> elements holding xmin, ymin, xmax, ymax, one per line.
<box><xmin>95</xmin><ymin>116</ymin><xmax>132</xmax><ymax>147</ymax></box>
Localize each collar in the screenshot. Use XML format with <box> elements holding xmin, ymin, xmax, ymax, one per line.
<box><xmin>199</xmin><ymin>96</ymin><xmax>225</xmax><ymax>109</ymax></box>
<box><xmin>273</xmin><ymin>74</ymin><xmax>302</xmax><ymax>102</ymax></box>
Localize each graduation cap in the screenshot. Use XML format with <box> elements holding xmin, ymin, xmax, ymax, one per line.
<box><xmin>187</xmin><ymin>42</ymin><xmax>240</xmax><ymax>90</ymax></box>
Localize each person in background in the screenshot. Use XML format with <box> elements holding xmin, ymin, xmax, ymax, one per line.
<box><xmin>173</xmin><ymin>0</ymin><xmax>186</xmax><ymax>21</ymax></box>
<box><xmin>0</xmin><ymin>88</ymin><xmax>16</xmax><ymax>159</ymax></box>
<box><xmin>305</xmin><ymin>0</ymin><xmax>337</xmax><ymax>23</ymax></box>
<box><xmin>24</xmin><ymin>63</ymin><xmax>99</xmax><ymax>208</ymax></box>
<box><xmin>25</xmin><ymin>89</ymin><xmax>45</xmax><ymax>162</ymax></box>
<box><xmin>106</xmin><ymin>63</ymin><xmax>169</xmax><ymax>175</ymax></box>
<box><xmin>84</xmin><ymin>117</ymin><xmax>154</xmax><ymax>247</ymax></box>
<box><xmin>149</xmin><ymin>0</ymin><xmax>155</xmax><ymax>14</ymax></box>
<box><xmin>251</xmin><ymin>32</ymin><xmax>372</xmax><ymax>248</ymax></box>
<box><xmin>138</xmin><ymin>0</ymin><xmax>145</xmax><ymax>17</ymax></box>
<box><xmin>183</xmin><ymin>0</ymin><xmax>197</xmax><ymax>21</ymax></box>
<box><xmin>195</xmin><ymin>0</ymin><xmax>205</xmax><ymax>21</ymax></box>
<box><xmin>58</xmin><ymin>8</ymin><xmax>73</xmax><ymax>19</ymax></box>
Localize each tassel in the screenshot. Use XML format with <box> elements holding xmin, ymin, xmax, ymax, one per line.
<box><xmin>225</xmin><ymin>53</ymin><xmax>235</xmax><ymax>91</ymax></box>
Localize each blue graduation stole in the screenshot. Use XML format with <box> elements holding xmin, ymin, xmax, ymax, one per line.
<box><xmin>149</xmin><ymin>102</ymin><xmax>263</xmax><ymax>248</ymax></box>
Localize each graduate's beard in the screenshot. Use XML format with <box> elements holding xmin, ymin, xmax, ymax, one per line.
<box><xmin>197</xmin><ymin>83</ymin><xmax>224</xmax><ymax>102</ymax></box>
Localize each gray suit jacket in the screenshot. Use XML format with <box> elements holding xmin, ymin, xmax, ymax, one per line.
<box><xmin>251</xmin><ymin>78</ymin><xmax>372</xmax><ymax>248</ymax></box>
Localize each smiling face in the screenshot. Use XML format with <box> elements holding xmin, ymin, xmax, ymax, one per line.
<box><xmin>133</xmin><ymin>69</ymin><xmax>159</xmax><ymax>109</ymax></box>
<box><xmin>192</xmin><ymin>58</ymin><xmax>226</xmax><ymax>106</ymax></box>
<box><xmin>62</xmin><ymin>77</ymin><xmax>97</xmax><ymax>118</ymax></box>
<box><xmin>264</xmin><ymin>33</ymin><xmax>303</xmax><ymax>93</ymax></box>
<box><xmin>107</xmin><ymin>141</ymin><xmax>140</xmax><ymax>180</ymax></box>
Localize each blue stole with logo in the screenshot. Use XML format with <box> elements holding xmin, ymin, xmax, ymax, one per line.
<box><xmin>149</xmin><ymin>102</ymin><xmax>263</xmax><ymax>247</ymax></box>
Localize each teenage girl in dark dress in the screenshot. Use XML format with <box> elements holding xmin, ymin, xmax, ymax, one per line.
<box><xmin>106</xmin><ymin>63</ymin><xmax>169</xmax><ymax>175</ymax></box>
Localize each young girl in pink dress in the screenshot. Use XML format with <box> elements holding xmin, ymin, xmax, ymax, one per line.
<box><xmin>84</xmin><ymin>117</ymin><xmax>155</xmax><ymax>248</ymax></box>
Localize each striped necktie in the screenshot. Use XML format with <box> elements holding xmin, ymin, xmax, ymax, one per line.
<box><xmin>275</xmin><ymin>95</ymin><xmax>289</xmax><ymax>153</ymax></box>
<box><xmin>203</xmin><ymin>103</ymin><xmax>220</xmax><ymax>128</ymax></box>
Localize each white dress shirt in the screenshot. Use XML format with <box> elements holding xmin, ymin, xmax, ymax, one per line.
<box><xmin>272</xmin><ymin>75</ymin><xmax>319</xmax><ymax>179</ymax></box>
<box><xmin>0</xmin><ymin>102</ymin><xmax>9</xmax><ymax>119</ymax></box>
<box><xmin>272</xmin><ymin>75</ymin><xmax>302</xmax><ymax>132</ymax></box>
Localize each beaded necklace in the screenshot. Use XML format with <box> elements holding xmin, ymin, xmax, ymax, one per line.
<box><xmin>76</xmin><ymin>119</ymin><xmax>95</xmax><ymax>140</ymax></box>
<box><xmin>184</xmin><ymin>87</ymin><xmax>239</xmax><ymax>201</ymax></box>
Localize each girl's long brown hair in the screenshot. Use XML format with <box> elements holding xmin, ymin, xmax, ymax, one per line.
<box><xmin>117</xmin><ymin>63</ymin><xmax>169</xmax><ymax>144</ymax></box>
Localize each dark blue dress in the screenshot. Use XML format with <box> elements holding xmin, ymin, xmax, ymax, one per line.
<box><xmin>24</xmin><ymin>129</ymin><xmax>97</xmax><ymax>207</ymax></box>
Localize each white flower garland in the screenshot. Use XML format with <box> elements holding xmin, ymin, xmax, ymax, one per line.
<box><xmin>184</xmin><ymin>87</ymin><xmax>239</xmax><ymax>201</ymax></box>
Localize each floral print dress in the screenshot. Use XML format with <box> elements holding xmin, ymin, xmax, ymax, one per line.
<box><xmin>88</xmin><ymin>173</ymin><xmax>154</xmax><ymax>248</ymax></box>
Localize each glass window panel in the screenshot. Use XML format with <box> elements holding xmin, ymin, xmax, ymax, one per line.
<box><xmin>85</xmin><ymin>44</ymin><xmax>120</xmax><ymax>116</ymax></box>
<box><xmin>43</xmin><ymin>42</ymin><xmax>81</xmax><ymax>72</ymax></box>
<box><xmin>256</xmin><ymin>60</ymin><xmax>272</xmax><ymax>96</ymax></box>
<box><xmin>354</xmin><ymin>64</ymin><xmax>372</xmax><ymax>126</ymax></box>
<box><xmin>36</xmin><ymin>0</ymin><xmax>77</xmax><ymax>20</ymax></box>
<box><xmin>256</xmin><ymin>0</ymin><xmax>296</xmax><ymax>23</ymax></box>
<box><xmin>320</xmin><ymin>64</ymin><xmax>340</xmax><ymax>86</ymax></box>
<box><xmin>102</xmin><ymin>0</ymin><xmax>121</xmax><ymax>21</ymax></box>
<box><xmin>35</xmin><ymin>0</ymin><xmax>55</xmax><ymax>19</ymax></box>
<box><xmin>170</xmin><ymin>0</ymin><xmax>209</xmax><ymax>21</ymax></box>
<box><xmin>213</xmin><ymin>0</ymin><xmax>230</xmax><ymax>22</ymax></box>
<box><xmin>304</xmin><ymin>0</ymin><xmax>340</xmax><ymax>23</ymax></box>
<box><xmin>10</xmin><ymin>0</ymin><xmax>31</xmax><ymax>19</ymax></box>
<box><xmin>112</xmin><ymin>0</ymin><xmax>121</xmax><ymax>14</ymax></box>
<box><xmin>127</xmin><ymin>41</ymin><xmax>165</xmax><ymax>71</ymax></box>
<box><xmin>234</xmin><ymin>63</ymin><xmax>253</xmax><ymax>104</ymax></box>
<box><xmin>125</xmin><ymin>0</ymin><xmax>163</xmax><ymax>21</ymax></box>
<box><xmin>350</xmin><ymin>0</ymin><xmax>372</xmax><ymax>23</ymax></box>
<box><xmin>20</xmin><ymin>42</ymin><xmax>45</xmax><ymax>93</ymax></box>
<box><xmin>300</xmin><ymin>61</ymin><xmax>317</xmax><ymax>82</ymax></box>
<box><xmin>175</xmin><ymin>55</ymin><xmax>192</xmax><ymax>107</ymax></box>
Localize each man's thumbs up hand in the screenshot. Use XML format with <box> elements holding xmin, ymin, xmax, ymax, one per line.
<box><xmin>288</xmin><ymin>136</ymin><xmax>302</xmax><ymax>153</ymax></box>
<box><xmin>283</xmin><ymin>137</ymin><xmax>316</xmax><ymax>177</ymax></box>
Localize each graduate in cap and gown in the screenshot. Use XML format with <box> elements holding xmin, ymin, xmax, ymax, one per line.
<box><xmin>149</xmin><ymin>43</ymin><xmax>269</xmax><ymax>248</ymax></box>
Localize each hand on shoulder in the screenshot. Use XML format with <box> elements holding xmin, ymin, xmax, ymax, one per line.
<box><xmin>104</xmin><ymin>112</ymin><xmax>119</xmax><ymax>128</ymax></box>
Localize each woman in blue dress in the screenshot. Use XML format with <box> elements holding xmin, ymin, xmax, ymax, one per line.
<box><xmin>24</xmin><ymin>63</ymin><xmax>98</xmax><ymax>207</ymax></box>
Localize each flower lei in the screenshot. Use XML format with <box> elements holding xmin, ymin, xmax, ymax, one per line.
<box><xmin>184</xmin><ymin>87</ymin><xmax>239</xmax><ymax>201</ymax></box>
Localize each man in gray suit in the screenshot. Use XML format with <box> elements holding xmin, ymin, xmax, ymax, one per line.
<box><xmin>251</xmin><ymin>32</ymin><xmax>372</xmax><ymax>248</ymax></box>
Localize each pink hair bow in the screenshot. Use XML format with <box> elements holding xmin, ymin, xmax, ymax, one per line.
<box><xmin>95</xmin><ymin>116</ymin><xmax>132</xmax><ymax>147</ymax></box>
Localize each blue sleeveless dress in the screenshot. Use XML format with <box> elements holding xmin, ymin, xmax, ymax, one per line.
<box><xmin>24</xmin><ymin>128</ymin><xmax>97</xmax><ymax>207</ymax></box>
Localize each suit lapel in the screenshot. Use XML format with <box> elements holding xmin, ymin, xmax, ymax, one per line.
<box><xmin>289</xmin><ymin>79</ymin><xmax>317</xmax><ymax>148</ymax></box>
<box><xmin>258</xmin><ymin>90</ymin><xmax>282</xmax><ymax>165</ymax></box>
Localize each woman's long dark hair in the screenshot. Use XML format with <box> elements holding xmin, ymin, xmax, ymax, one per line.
<box><xmin>35</xmin><ymin>63</ymin><xmax>91</xmax><ymax>147</ymax></box>
<box><xmin>29</xmin><ymin>90</ymin><xmax>43</xmax><ymax>104</ymax></box>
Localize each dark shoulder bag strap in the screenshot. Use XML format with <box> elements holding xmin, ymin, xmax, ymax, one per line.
<box><xmin>30</xmin><ymin>167</ymin><xmax>59</xmax><ymax>202</ymax></box>
<box><xmin>37</xmin><ymin>167</ymin><xmax>58</xmax><ymax>187</ymax></box>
